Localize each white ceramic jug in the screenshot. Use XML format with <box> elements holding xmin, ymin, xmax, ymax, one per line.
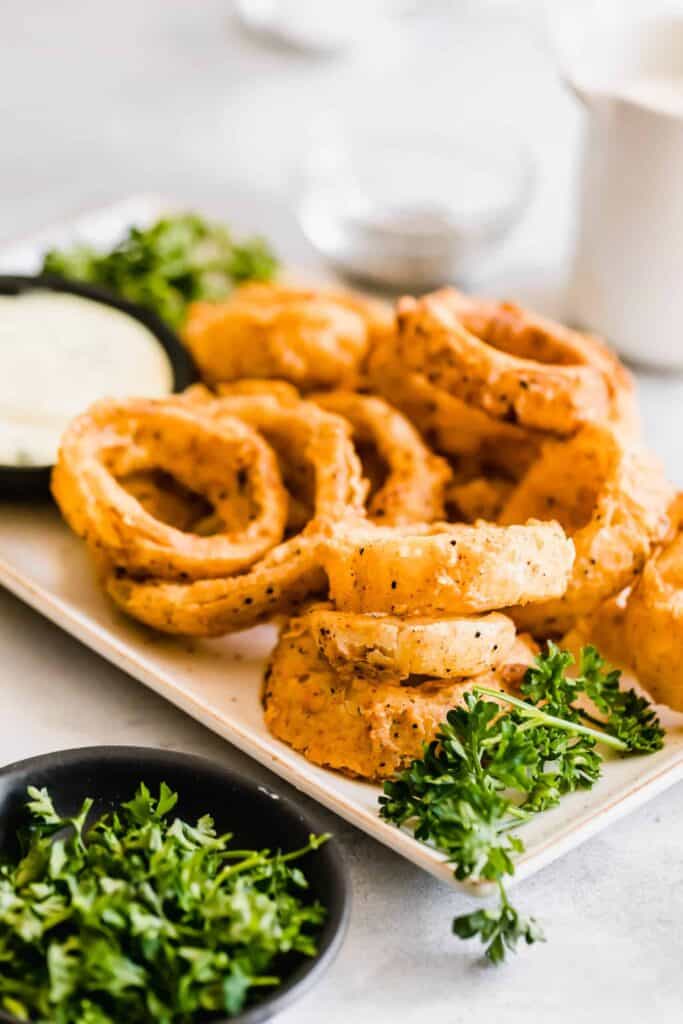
<box><xmin>551</xmin><ymin>6</ymin><xmax>683</xmax><ymax>369</ymax></box>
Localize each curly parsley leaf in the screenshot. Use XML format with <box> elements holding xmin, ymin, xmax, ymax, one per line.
<box><xmin>380</xmin><ymin>643</ymin><xmax>664</xmax><ymax>964</ymax></box>
<box><xmin>0</xmin><ymin>783</ymin><xmax>327</xmax><ymax>1022</ymax></box>
<box><xmin>41</xmin><ymin>214</ymin><xmax>278</xmax><ymax>328</ymax></box>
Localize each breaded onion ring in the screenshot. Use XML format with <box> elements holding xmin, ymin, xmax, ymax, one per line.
<box><xmin>210</xmin><ymin>387</ymin><xmax>368</xmax><ymax>528</ymax></box>
<box><xmin>618</xmin><ymin>500</ymin><xmax>683</xmax><ymax>710</ymax></box>
<box><xmin>394</xmin><ymin>289</ymin><xmax>613</xmax><ymax>436</ymax></box>
<box><xmin>106</xmin><ymin>531</ymin><xmax>325</xmax><ymax>636</ymax></box>
<box><xmin>304</xmin><ymin>604</ymin><xmax>516</xmax><ymax>681</ymax></box>
<box><xmin>105</xmin><ymin>394</ymin><xmax>368</xmax><ymax>636</ymax></box>
<box><xmin>52</xmin><ymin>398</ymin><xmax>287</xmax><ymax>580</ymax></box>
<box><xmin>321</xmin><ymin>520</ymin><xmax>574</xmax><ymax>616</ymax></box>
<box><xmin>311</xmin><ymin>391</ymin><xmax>450</xmax><ymax>524</ymax></box>
<box><xmin>263</xmin><ymin>621</ymin><xmax>537</xmax><ymax>780</ymax></box>
<box><xmin>366</xmin><ymin>332</ymin><xmax>542</xmax><ymax>478</ymax></box>
<box><xmin>500</xmin><ymin>424</ymin><xmax>673</xmax><ymax>635</ymax></box>
<box><xmin>183</xmin><ymin>282</ymin><xmax>390</xmax><ymax>391</ymax></box>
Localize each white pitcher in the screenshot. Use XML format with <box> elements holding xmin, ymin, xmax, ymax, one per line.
<box><xmin>551</xmin><ymin>5</ymin><xmax>683</xmax><ymax>369</ymax></box>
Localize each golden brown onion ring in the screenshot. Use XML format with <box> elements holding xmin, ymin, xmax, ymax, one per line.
<box><xmin>183</xmin><ymin>282</ymin><xmax>390</xmax><ymax>391</ymax></box>
<box><xmin>311</xmin><ymin>391</ymin><xmax>450</xmax><ymax>525</ymax></box>
<box><xmin>52</xmin><ymin>398</ymin><xmax>287</xmax><ymax>580</ymax></box>
<box><xmin>105</xmin><ymin>393</ymin><xmax>368</xmax><ymax>636</ymax></box>
<box><xmin>443</xmin><ymin>288</ymin><xmax>640</xmax><ymax>438</ymax></box>
<box><xmin>321</xmin><ymin>520</ymin><xmax>574</xmax><ymax>616</ymax></box>
<box><xmin>393</xmin><ymin>289</ymin><xmax>612</xmax><ymax>436</ymax></box>
<box><xmin>616</xmin><ymin>498</ymin><xmax>683</xmax><ymax>710</ymax></box>
<box><xmin>106</xmin><ymin>531</ymin><xmax>326</xmax><ymax>636</ymax></box>
<box><xmin>262</xmin><ymin>621</ymin><xmax>537</xmax><ymax>781</ymax></box>
<box><xmin>304</xmin><ymin>604</ymin><xmax>517</xmax><ymax>681</ymax></box>
<box><xmin>209</xmin><ymin>387</ymin><xmax>368</xmax><ymax>528</ymax></box>
<box><xmin>366</xmin><ymin>332</ymin><xmax>542</xmax><ymax>478</ymax></box>
<box><xmin>500</xmin><ymin>424</ymin><xmax>673</xmax><ymax>635</ymax></box>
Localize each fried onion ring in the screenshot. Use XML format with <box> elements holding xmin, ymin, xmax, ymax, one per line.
<box><xmin>183</xmin><ymin>282</ymin><xmax>390</xmax><ymax>391</ymax></box>
<box><xmin>52</xmin><ymin>398</ymin><xmax>287</xmax><ymax>580</ymax></box>
<box><xmin>311</xmin><ymin>390</ymin><xmax>450</xmax><ymax>524</ymax></box>
<box><xmin>321</xmin><ymin>520</ymin><xmax>574</xmax><ymax>616</ymax></box>
<box><xmin>393</xmin><ymin>289</ymin><xmax>613</xmax><ymax>436</ymax></box>
<box><xmin>105</xmin><ymin>393</ymin><xmax>368</xmax><ymax>636</ymax></box>
<box><xmin>617</xmin><ymin>500</ymin><xmax>683</xmax><ymax>710</ymax></box>
<box><xmin>106</xmin><ymin>531</ymin><xmax>326</xmax><ymax>636</ymax></box>
<box><xmin>209</xmin><ymin>387</ymin><xmax>368</xmax><ymax>528</ymax></box>
<box><xmin>500</xmin><ymin>424</ymin><xmax>673</xmax><ymax>635</ymax></box>
<box><xmin>304</xmin><ymin>603</ymin><xmax>517</xmax><ymax>681</ymax></box>
<box><xmin>366</xmin><ymin>331</ymin><xmax>542</xmax><ymax>477</ymax></box>
<box><xmin>263</xmin><ymin>621</ymin><xmax>537</xmax><ymax>780</ymax></box>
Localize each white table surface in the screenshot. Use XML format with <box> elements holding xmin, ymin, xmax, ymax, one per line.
<box><xmin>1</xmin><ymin>3</ymin><xmax>682</xmax><ymax>1022</ymax></box>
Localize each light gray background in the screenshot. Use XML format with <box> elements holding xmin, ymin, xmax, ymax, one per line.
<box><xmin>1</xmin><ymin>3</ymin><xmax>681</xmax><ymax>1022</ymax></box>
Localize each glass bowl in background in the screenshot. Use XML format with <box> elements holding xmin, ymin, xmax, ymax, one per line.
<box><xmin>295</xmin><ymin>126</ymin><xmax>535</xmax><ymax>291</ymax></box>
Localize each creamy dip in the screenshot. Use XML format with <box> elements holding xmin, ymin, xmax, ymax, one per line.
<box><xmin>0</xmin><ymin>291</ymin><xmax>174</xmax><ymax>466</ymax></box>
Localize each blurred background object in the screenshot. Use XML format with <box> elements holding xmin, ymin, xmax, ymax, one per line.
<box><xmin>295</xmin><ymin>115</ymin><xmax>535</xmax><ymax>290</ymax></box>
<box><xmin>548</xmin><ymin>0</ymin><xmax>683</xmax><ymax>368</ymax></box>
<box><xmin>234</xmin><ymin>0</ymin><xmax>419</xmax><ymax>54</ymax></box>
<box><xmin>3</xmin><ymin>0</ymin><xmax>683</xmax><ymax>371</ymax></box>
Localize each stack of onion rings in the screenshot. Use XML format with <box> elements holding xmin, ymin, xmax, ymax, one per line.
<box><xmin>263</xmin><ymin>620</ymin><xmax>537</xmax><ymax>780</ymax></box>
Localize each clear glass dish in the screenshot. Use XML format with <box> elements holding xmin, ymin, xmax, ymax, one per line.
<box><xmin>295</xmin><ymin>126</ymin><xmax>535</xmax><ymax>291</ymax></box>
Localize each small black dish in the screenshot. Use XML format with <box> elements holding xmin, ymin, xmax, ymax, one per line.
<box><xmin>0</xmin><ymin>274</ymin><xmax>197</xmax><ymax>499</ymax></box>
<box><xmin>0</xmin><ymin>746</ymin><xmax>349</xmax><ymax>1024</ymax></box>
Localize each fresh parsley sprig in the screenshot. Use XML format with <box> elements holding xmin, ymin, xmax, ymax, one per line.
<box><xmin>0</xmin><ymin>783</ymin><xmax>327</xmax><ymax>1023</ymax></box>
<box><xmin>42</xmin><ymin>214</ymin><xmax>278</xmax><ymax>328</ymax></box>
<box><xmin>379</xmin><ymin>644</ymin><xmax>663</xmax><ymax>963</ymax></box>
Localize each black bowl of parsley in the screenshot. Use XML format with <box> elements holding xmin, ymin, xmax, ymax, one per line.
<box><xmin>0</xmin><ymin>747</ymin><xmax>349</xmax><ymax>1024</ymax></box>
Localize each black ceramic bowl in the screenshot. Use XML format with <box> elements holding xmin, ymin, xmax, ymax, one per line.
<box><xmin>0</xmin><ymin>746</ymin><xmax>349</xmax><ymax>1024</ymax></box>
<box><xmin>0</xmin><ymin>274</ymin><xmax>197</xmax><ymax>499</ymax></box>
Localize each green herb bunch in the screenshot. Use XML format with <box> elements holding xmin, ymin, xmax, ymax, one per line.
<box><xmin>379</xmin><ymin>643</ymin><xmax>664</xmax><ymax>964</ymax></box>
<box><xmin>41</xmin><ymin>214</ymin><xmax>278</xmax><ymax>328</ymax></box>
<box><xmin>0</xmin><ymin>783</ymin><xmax>327</xmax><ymax>1023</ymax></box>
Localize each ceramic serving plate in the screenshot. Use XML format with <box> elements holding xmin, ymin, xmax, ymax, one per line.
<box><xmin>1</xmin><ymin>195</ymin><xmax>683</xmax><ymax>894</ymax></box>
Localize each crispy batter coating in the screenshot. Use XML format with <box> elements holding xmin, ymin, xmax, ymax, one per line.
<box><xmin>311</xmin><ymin>391</ymin><xmax>450</xmax><ymax>525</ymax></box>
<box><xmin>263</xmin><ymin>622</ymin><xmax>537</xmax><ymax>780</ymax></box>
<box><xmin>445</xmin><ymin>474</ymin><xmax>514</xmax><ymax>523</ymax></box>
<box><xmin>52</xmin><ymin>398</ymin><xmax>287</xmax><ymax>581</ymax></box>
<box><xmin>183</xmin><ymin>282</ymin><xmax>390</xmax><ymax>391</ymax></box>
<box><xmin>394</xmin><ymin>289</ymin><xmax>613</xmax><ymax>436</ymax></box>
<box><xmin>106</xmin><ymin>530</ymin><xmax>326</xmax><ymax>636</ymax></box>
<box><xmin>105</xmin><ymin>390</ymin><xmax>369</xmax><ymax>636</ymax></box>
<box><xmin>321</xmin><ymin>520</ymin><xmax>574</xmax><ymax>617</ymax></box>
<box><xmin>500</xmin><ymin>424</ymin><xmax>673</xmax><ymax>635</ymax></box>
<box><xmin>367</xmin><ymin>331</ymin><xmax>542</xmax><ymax>478</ymax></box>
<box><xmin>617</xmin><ymin>499</ymin><xmax>683</xmax><ymax>710</ymax></box>
<box><xmin>304</xmin><ymin>603</ymin><xmax>517</xmax><ymax>681</ymax></box>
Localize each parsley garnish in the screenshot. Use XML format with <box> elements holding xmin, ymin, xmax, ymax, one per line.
<box><xmin>379</xmin><ymin>644</ymin><xmax>663</xmax><ymax>963</ymax></box>
<box><xmin>0</xmin><ymin>783</ymin><xmax>327</xmax><ymax>1022</ymax></box>
<box><xmin>42</xmin><ymin>214</ymin><xmax>278</xmax><ymax>328</ymax></box>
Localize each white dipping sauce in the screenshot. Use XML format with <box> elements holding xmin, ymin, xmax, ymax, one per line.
<box><xmin>0</xmin><ymin>291</ymin><xmax>174</xmax><ymax>466</ymax></box>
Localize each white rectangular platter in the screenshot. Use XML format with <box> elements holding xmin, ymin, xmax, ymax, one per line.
<box><xmin>1</xmin><ymin>195</ymin><xmax>683</xmax><ymax>894</ymax></box>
